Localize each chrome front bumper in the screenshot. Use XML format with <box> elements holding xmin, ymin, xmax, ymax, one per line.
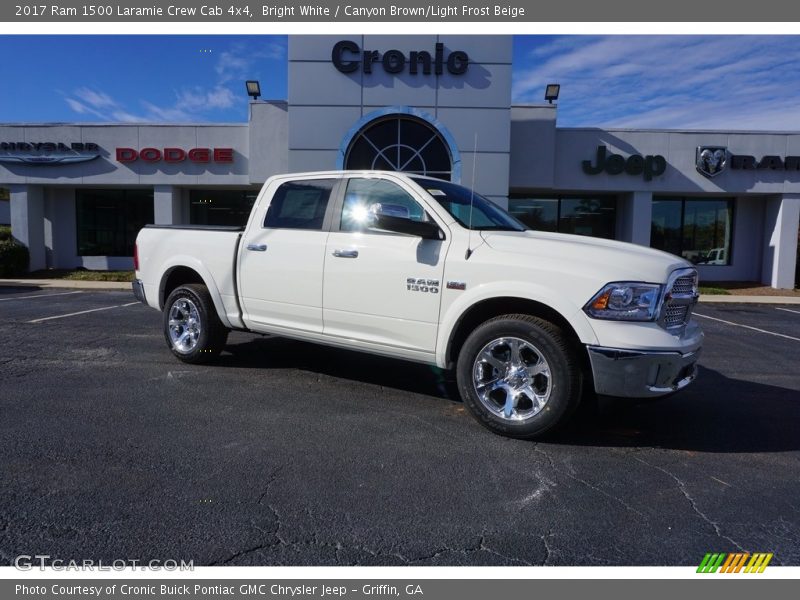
<box><xmin>132</xmin><ymin>279</ymin><xmax>147</xmax><ymax>305</ymax></box>
<box><xmin>586</xmin><ymin>345</ymin><xmax>700</xmax><ymax>398</ymax></box>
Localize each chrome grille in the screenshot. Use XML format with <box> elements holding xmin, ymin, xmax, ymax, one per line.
<box><xmin>671</xmin><ymin>276</ymin><xmax>695</xmax><ymax>296</ymax></box>
<box><xmin>661</xmin><ymin>269</ymin><xmax>697</xmax><ymax>330</ymax></box>
<box><xmin>664</xmin><ymin>304</ymin><xmax>689</xmax><ymax>327</ymax></box>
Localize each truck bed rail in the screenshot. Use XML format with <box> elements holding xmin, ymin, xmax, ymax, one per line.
<box><xmin>144</xmin><ymin>224</ymin><xmax>245</xmax><ymax>232</ymax></box>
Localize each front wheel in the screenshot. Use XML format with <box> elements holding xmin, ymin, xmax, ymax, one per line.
<box><xmin>456</xmin><ymin>314</ymin><xmax>582</xmax><ymax>439</ymax></box>
<box><xmin>163</xmin><ymin>284</ymin><xmax>229</xmax><ymax>364</ymax></box>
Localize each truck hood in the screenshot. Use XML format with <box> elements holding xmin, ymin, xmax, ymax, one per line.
<box><xmin>480</xmin><ymin>230</ymin><xmax>691</xmax><ymax>283</ymax></box>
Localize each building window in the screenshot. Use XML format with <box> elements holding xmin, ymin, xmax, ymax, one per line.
<box><xmin>651</xmin><ymin>197</ymin><xmax>733</xmax><ymax>266</ymax></box>
<box><xmin>76</xmin><ymin>189</ymin><xmax>153</xmax><ymax>256</ymax></box>
<box><xmin>0</xmin><ymin>187</ymin><xmax>9</xmax><ymax>226</ymax></box>
<box><xmin>344</xmin><ymin>115</ymin><xmax>452</xmax><ymax>180</ymax></box>
<box><xmin>190</xmin><ymin>189</ymin><xmax>258</xmax><ymax>226</ymax></box>
<box><xmin>508</xmin><ymin>195</ymin><xmax>617</xmax><ymax>239</ymax></box>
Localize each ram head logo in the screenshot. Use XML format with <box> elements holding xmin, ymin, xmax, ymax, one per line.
<box><xmin>696</xmin><ymin>146</ymin><xmax>728</xmax><ymax>178</ymax></box>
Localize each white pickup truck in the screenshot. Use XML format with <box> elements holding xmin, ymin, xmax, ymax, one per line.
<box><xmin>133</xmin><ymin>170</ymin><xmax>702</xmax><ymax>438</ymax></box>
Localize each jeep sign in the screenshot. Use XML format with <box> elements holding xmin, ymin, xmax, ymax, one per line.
<box><xmin>582</xmin><ymin>146</ymin><xmax>667</xmax><ymax>181</ymax></box>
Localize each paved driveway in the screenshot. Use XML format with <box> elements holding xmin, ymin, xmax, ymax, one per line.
<box><xmin>1</xmin><ymin>288</ymin><xmax>798</xmax><ymax>565</ymax></box>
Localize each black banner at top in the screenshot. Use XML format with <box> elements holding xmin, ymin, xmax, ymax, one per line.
<box><xmin>1</xmin><ymin>0</ymin><xmax>795</xmax><ymax>22</ymax></box>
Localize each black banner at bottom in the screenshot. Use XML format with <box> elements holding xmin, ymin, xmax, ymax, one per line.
<box><xmin>2</xmin><ymin>579</ymin><xmax>796</xmax><ymax>600</ymax></box>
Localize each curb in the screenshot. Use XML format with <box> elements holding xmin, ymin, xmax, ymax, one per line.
<box><xmin>0</xmin><ymin>279</ymin><xmax>131</xmax><ymax>291</ymax></box>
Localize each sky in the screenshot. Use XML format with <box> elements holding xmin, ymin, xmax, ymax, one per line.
<box><xmin>0</xmin><ymin>35</ymin><xmax>287</xmax><ymax>124</ymax></box>
<box><xmin>2</xmin><ymin>35</ymin><xmax>800</xmax><ymax>130</ymax></box>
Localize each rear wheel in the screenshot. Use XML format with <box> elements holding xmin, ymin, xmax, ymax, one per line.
<box><xmin>456</xmin><ymin>314</ymin><xmax>582</xmax><ymax>439</ymax></box>
<box><xmin>163</xmin><ymin>284</ymin><xmax>228</xmax><ymax>364</ymax></box>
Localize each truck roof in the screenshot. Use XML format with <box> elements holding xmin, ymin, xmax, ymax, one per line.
<box><xmin>264</xmin><ymin>170</ymin><xmax>443</xmax><ymax>183</ymax></box>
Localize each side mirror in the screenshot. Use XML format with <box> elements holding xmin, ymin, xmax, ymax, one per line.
<box><xmin>372</xmin><ymin>214</ymin><xmax>443</xmax><ymax>240</ymax></box>
<box><xmin>367</xmin><ymin>203</ymin><xmax>442</xmax><ymax>240</ymax></box>
<box><xmin>370</xmin><ymin>203</ymin><xmax>410</xmax><ymax>219</ymax></box>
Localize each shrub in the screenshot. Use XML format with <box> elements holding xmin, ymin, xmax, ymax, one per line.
<box><xmin>0</xmin><ymin>225</ymin><xmax>11</xmax><ymax>242</ymax></box>
<box><xmin>0</xmin><ymin>239</ymin><xmax>29</xmax><ymax>277</ymax></box>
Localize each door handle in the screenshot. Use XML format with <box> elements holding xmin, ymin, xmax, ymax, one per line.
<box><xmin>246</xmin><ymin>244</ymin><xmax>267</xmax><ymax>252</ymax></box>
<box><xmin>332</xmin><ymin>249</ymin><xmax>359</xmax><ymax>258</ymax></box>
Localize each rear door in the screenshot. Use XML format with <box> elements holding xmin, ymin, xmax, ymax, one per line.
<box><xmin>322</xmin><ymin>176</ymin><xmax>450</xmax><ymax>354</ymax></box>
<box><xmin>239</xmin><ymin>177</ymin><xmax>339</xmax><ymax>334</ymax></box>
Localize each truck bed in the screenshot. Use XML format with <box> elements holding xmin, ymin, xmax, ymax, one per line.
<box><xmin>136</xmin><ymin>225</ymin><xmax>245</xmax><ymax>328</ymax></box>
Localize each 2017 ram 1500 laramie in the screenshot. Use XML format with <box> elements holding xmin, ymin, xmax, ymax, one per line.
<box><xmin>133</xmin><ymin>170</ymin><xmax>702</xmax><ymax>438</ymax></box>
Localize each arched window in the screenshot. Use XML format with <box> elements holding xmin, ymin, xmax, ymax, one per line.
<box><xmin>343</xmin><ymin>115</ymin><xmax>452</xmax><ymax>180</ymax></box>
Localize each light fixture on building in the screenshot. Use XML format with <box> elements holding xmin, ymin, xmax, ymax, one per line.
<box><xmin>245</xmin><ymin>80</ymin><xmax>261</xmax><ymax>101</ymax></box>
<box><xmin>545</xmin><ymin>84</ymin><xmax>560</xmax><ymax>104</ymax></box>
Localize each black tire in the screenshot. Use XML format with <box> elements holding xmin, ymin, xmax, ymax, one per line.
<box><xmin>163</xmin><ymin>283</ymin><xmax>229</xmax><ymax>364</ymax></box>
<box><xmin>456</xmin><ymin>314</ymin><xmax>583</xmax><ymax>439</ymax></box>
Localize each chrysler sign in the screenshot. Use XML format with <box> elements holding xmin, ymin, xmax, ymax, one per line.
<box><xmin>0</xmin><ymin>142</ymin><xmax>100</xmax><ymax>165</ymax></box>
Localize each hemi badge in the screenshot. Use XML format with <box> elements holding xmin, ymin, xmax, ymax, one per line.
<box><xmin>446</xmin><ymin>281</ymin><xmax>467</xmax><ymax>290</ymax></box>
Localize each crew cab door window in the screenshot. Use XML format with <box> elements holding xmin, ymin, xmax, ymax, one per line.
<box><xmin>265</xmin><ymin>179</ymin><xmax>335</xmax><ymax>230</ymax></box>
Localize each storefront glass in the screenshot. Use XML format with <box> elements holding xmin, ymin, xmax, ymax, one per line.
<box><xmin>76</xmin><ymin>189</ymin><xmax>153</xmax><ymax>256</ymax></box>
<box><xmin>190</xmin><ymin>189</ymin><xmax>259</xmax><ymax>226</ymax></box>
<box><xmin>651</xmin><ymin>197</ymin><xmax>733</xmax><ymax>265</ymax></box>
<box><xmin>0</xmin><ymin>187</ymin><xmax>9</xmax><ymax>225</ymax></box>
<box><xmin>508</xmin><ymin>195</ymin><xmax>616</xmax><ymax>239</ymax></box>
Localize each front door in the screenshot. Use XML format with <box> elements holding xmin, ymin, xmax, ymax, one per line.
<box><xmin>323</xmin><ymin>176</ymin><xmax>449</xmax><ymax>354</ymax></box>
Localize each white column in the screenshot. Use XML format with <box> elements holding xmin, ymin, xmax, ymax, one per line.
<box><xmin>153</xmin><ymin>185</ymin><xmax>182</xmax><ymax>225</ymax></box>
<box><xmin>51</xmin><ymin>188</ymin><xmax>77</xmax><ymax>269</ymax></box>
<box><xmin>762</xmin><ymin>194</ymin><xmax>800</xmax><ymax>289</ymax></box>
<box><xmin>616</xmin><ymin>191</ymin><xmax>652</xmax><ymax>246</ymax></box>
<box><xmin>9</xmin><ymin>184</ymin><xmax>45</xmax><ymax>271</ymax></box>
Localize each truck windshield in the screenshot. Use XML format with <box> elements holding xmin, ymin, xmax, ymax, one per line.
<box><xmin>411</xmin><ymin>178</ymin><xmax>527</xmax><ymax>232</ymax></box>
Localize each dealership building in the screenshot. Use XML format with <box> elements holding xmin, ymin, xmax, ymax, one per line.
<box><xmin>1</xmin><ymin>35</ymin><xmax>799</xmax><ymax>288</ymax></box>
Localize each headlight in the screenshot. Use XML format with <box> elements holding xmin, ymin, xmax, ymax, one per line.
<box><xmin>583</xmin><ymin>282</ymin><xmax>662</xmax><ymax>321</ymax></box>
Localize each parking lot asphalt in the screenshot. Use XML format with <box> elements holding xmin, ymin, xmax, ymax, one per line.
<box><xmin>1</xmin><ymin>288</ymin><xmax>798</xmax><ymax>566</ymax></box>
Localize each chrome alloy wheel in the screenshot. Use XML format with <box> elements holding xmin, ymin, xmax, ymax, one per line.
<box><xmin>168</xmin><ymin>297</ymin><xmax>202</xmax><ymax>354</ymax></box>
<box><xmin>472</xmin><ymin>337</ymin><xmax>552</xmax><ymax>421</ymax></box>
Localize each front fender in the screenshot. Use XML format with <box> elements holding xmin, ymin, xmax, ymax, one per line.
<box><xmin>435</xmin><ymin>280</ymin><xmax>599</xmax><ymax>368</ymax></box>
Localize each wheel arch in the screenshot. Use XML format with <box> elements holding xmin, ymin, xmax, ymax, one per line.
<box><xmin>441</xmin><ymin>296</ymin><xmax>593</xmax><ymax>376</ymax></box>
<box><xmin>158</xmin><ymin>262</ymin><xmax>232</xmax><ymax>329</ymax></box>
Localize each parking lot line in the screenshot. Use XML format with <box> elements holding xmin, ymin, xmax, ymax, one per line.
<box><xmin>694</xmin><ymin>312</ymin><xmax>800</xmax><ymax>342</ymax></box>
<box><xmin>0</xmin><ymin>291</ymin><xmax>83</xmax><ymax>302</ymax></box>
<box><xmin>776</xmin><ymin>307</ymin><xmax>800</xmax><ymax>316</ymax></box>
<box><xmin>27</xmin><ymin>302</ymin><xmax>140</xmax><ymax>323</ymax></box>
